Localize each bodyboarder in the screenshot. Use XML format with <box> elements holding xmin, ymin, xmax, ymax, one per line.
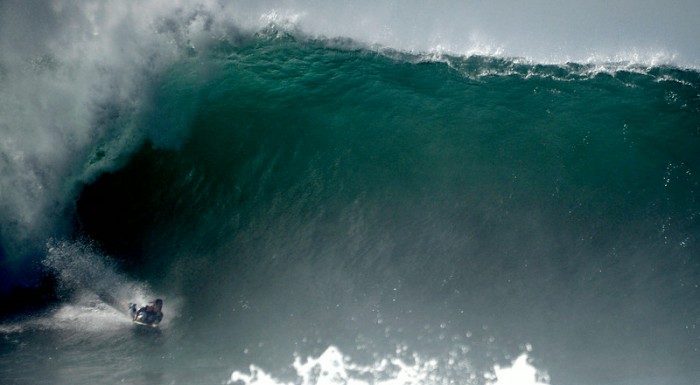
<box><xmin>129</xmin><ymin>299</ymin><xmax>164</xmax><ymax>326</ymax></box>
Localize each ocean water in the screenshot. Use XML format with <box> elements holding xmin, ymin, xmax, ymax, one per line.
<box><xmin>1</xmin><ymin>1</ymin><xmax>700</xmax><ymax>385</ymax></box>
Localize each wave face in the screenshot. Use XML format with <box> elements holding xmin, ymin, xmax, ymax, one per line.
<box><xmin>1</xmin><ymin>1</ymin><xmax>700</xmax><ymax>384</ymax></box>
<box><xmin>1</xmin><ymin>0</ymin><xmax>698</xmax><ymax>277</ymax></box>
<box><xmin>75</xmin><ymin>38</ymin><xmax>700</xmax><ymax>384</ymax></box>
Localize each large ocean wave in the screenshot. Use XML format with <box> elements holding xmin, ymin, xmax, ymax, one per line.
<box><xmin>1</xmin><ymin>1</ymin><xmax>699</xmax><ymax>384</ymax></box>
<box><xmin>1</xmin><ymin>0</ymin><xmax>697</xmax><ymax>273</ymax></box>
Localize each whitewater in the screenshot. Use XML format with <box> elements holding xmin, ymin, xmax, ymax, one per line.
<box><xmin>1</xmin><ymin>1</ymin><xmax>699</xmax><ymax>384</ymax></box>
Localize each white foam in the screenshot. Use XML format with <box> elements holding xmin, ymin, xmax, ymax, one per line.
<box><xmin>227</xmin><ymin>345</ymin><xmax>549</xmax><ymax>385</ymax></box>
<box><xmin>489</xmin><ymin>354</ymin><xmax>550</xmax><ymax>385</ymax></box>
<box><xmin>44</xmin><ymin>294</ymin><xmax>132</xmax><ymax>332</ymax></box>
<box><xmin>0</xmin><ymin>292</ymin><xmax>131</xmax><ymax>334</ymax></box>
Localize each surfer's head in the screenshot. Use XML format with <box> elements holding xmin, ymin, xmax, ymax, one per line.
<box><xmin>154</xmin><ymin>299</ymin><xmax>163</xmax><ymax>311</ymax></box>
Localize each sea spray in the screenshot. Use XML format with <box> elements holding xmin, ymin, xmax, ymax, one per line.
<box><xmin>43</xmin><ymin>240</ymin><xmax>148</xmax><ymax>303</ymax></box>
<box><xmin>39</xmin><ymin>240</ymin><xmax>181</xmax><ymax>330</ymax></box>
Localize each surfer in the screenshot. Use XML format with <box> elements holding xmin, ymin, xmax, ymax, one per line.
<box><xmin>129</xmin><ymin>299</ymin><xmax>164</xmax><ymax>325</ymax></box>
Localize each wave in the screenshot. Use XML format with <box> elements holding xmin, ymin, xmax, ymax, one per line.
<box><xmin>0</xmin><ymin>3</ymin><xmax>698</xmax><ymax>382</ymax></box>
<box><xmin>1</xmin><ymin>0</ymin><xmax>698</xmax><ymax>285</ymax></box>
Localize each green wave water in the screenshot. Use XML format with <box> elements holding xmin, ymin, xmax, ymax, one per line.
<box><xmin>71</xmin><ymin>36</ymin><xmax>700</xmax><ymax>383</ymax></box>
<box><xmin>2</xmin><ymin>32</ymin><xmax>700</xmax><ymax>385</ymax></box>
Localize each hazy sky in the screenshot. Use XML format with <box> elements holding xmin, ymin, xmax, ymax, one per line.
<box><xmin>2</xmin><ymin>0</ymin><xmax>699</xmax><ymax>65</ymax></box>
<box><xmin>226</xmin><ymin>0</ymin><xmax>700</xmax><ymax>65</ymax></box>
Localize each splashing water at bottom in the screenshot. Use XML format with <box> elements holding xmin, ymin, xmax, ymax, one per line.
<box><xmin>228</xmin><ymin>345</ymin><xmax>549</xmax><ymax>385</ymax></box>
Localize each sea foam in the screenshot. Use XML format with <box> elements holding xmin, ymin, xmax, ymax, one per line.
<box><xmin>228</xmin><ymin>345</ymin><xmax>549</xmax><ymax>385</ymax></box>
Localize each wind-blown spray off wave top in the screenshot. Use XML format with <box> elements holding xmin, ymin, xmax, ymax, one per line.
<box><xmin>1</xmin><ymin>1</ymin><xmax>700</xmax><ymax>385</ymax></box>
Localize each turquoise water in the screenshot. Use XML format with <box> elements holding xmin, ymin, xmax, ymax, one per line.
<box><xmin>2</xmin><ymin>10</ymin><xmax>700</xmax><ymax>385</ymax></box>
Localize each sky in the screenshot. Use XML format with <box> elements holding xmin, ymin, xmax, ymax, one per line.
<box><xmin>228</xmin><ymin>0</ymin><xmax>700</xmax><ymax>65</ymax></box>
<box><xmin>2</xmin><ymin>0</ymin><xmax>699</xmax><ymax>65</ymax></box>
